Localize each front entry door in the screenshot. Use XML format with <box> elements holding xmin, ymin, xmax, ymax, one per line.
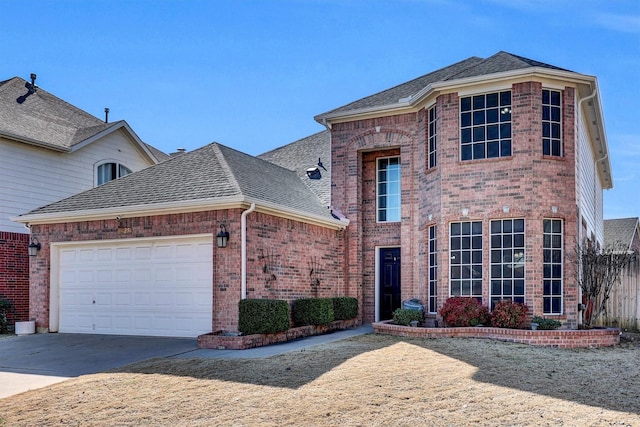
<box><xmin>379</xmin><ymin>247</ymin><xmax>401</xmax><ymax>320</ymax></box>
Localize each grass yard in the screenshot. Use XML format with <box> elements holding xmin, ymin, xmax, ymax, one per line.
<box><xmin>1</xmin><ymin>333</ymin><xmax>639</xmax><ymax>426</ymax></box>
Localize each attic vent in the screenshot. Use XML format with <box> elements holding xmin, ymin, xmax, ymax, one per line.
<box><xmin>170</xmin><ymin>148</ymin><xmax>187</xmax><ymax>157</ymax></box>
<box><xmin>28</xmin><ymin>73</ymin><xmax>37</xmax><ymax>94</ymax></box>
<box><xmin>306</xmin><ymin>167</ymin><xmax>321</xmax><ymax>180</ymax></box>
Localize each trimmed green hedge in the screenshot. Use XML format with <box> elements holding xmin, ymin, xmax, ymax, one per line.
<box><xmin>292</xmin><ymin>298</ymin><xmax>334</xmax><ymax>326</ymax></box>
<box><xmin>392</xmin><ymin>308</ymin><xmax>424</xmax><ymax>326</ymax></box>
<box><xmin>332</xmin><ymin>297</ymin><xmax>358</xmax><ymax>320</ymax></box>
<box><xmin>238</xmin><ymin>299</ymin><xmax>290</xmax><ymax>335</ymax></box>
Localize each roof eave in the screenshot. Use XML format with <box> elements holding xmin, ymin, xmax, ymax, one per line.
<box><xmin>316</xmin><ymin>67</ymin><xmax>600</xmax><ymax>125</ymax></box>
<box><xmin>13</xmin><ymin>196</ymin><xmax>349</xmax><ymax>231</ymax></box>
<box><xmin>0</xmin><ymin>131</ymin><xmax>70</xmax><ymax>152</ymax></box>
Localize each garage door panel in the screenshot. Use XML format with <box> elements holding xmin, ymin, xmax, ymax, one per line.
<box><xmin>58</xmin><ymin>236</ymin><xmax>213</xmax><ymax>338</ymax></box>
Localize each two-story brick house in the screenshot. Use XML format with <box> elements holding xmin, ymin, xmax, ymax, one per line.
<box><xmin>315</xmin><ymin>51</ymin><xmax>611</xmax><ymax>329</ymax></box>
<box><xmin>15</xmin><ymin>52</ymin><xmax>611</xmax><ymax>336</ymax></box>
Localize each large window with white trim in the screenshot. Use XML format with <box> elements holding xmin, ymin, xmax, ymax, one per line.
<box><xmin>460</xmin><ymin>91</ymin><xmax>512</xmax><ymax>161</ymax></box>
<box><xmin>543</xmin><ymin>219</ymin><xmax>563</xmax><ymax>314</ymax></box>
<box><xmin>450</xmin><ymin>221</ymin><xmax>483</xmax><ymax>300</ymax></box>
<box><xmin>542</xmin><ymin>89</ymin><xmax>562</xmax><ymax>156</ymax></box>
<box><xmin>377</xmin><ymin>157</ymin><xmax>401</xmax><ymax>222</ymax></box>
<box><xmin>97</xmin><ymin>162</ymin><xmax>132</xmax><ymax>185</ymax></box>
<box><xmin>490</xmin><ymin>219</ymin><xmax>526</xmax><ymax>310</ymax></box>
<box><xmin>428</xmin><ymin>225</ymin><xmax>438</xmax><ymax>313</ymax></box>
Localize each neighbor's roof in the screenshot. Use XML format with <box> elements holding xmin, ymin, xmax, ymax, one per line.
<box><xmin>16</xmin><ymin>141</ymin><xmax>344</xmax><ymax>228</ymax></box>
<box><xmin>315</xmin><ymin>51</ymin><xmax>572</xmax><ymax>120</ymax></box>
<box><xmin>0</xmin><ymin>76</ymin><xmax>165</xmax><ymax>161</ymax></box>
<box><xmin>258</xmin><ymin>130</ymin><xmax>331</xmax><ymax>206</ymax></box>
<box><xmin>604</xmin><ymin>217</ymin><xmax>640</xmax><ymax>251</ymax></box>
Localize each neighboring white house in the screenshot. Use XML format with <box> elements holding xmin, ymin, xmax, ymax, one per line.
<box><xmin>0</xmin><ymin>74</ymin><xmax>167</xmax><ymax>322</ymax></box>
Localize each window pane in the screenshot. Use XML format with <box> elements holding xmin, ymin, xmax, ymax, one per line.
<box><xmin>461</xmin><ymin>97</ymin><xmax>471</xmax><ymax>111</ymax></box>
<box><xmin>486</xmin><ymin>93</ymin><xmax>498</xmax><ymax>108</ymax></box>
<box><xmin>473</xmin><ymin>95</ymin><xmax>485</xmax><ymax>109</ymax></box>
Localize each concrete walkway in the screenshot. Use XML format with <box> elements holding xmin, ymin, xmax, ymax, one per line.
<box><xmin>0</xmin><ymin>324</ymin><xmax>372</xmax><ymax>399</ymax></box>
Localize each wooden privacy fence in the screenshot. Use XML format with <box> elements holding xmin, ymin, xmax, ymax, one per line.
<box><xmin>596</xmin><ymin>259</ymin><xmax>640</xmax><ymax>331</ymax></box>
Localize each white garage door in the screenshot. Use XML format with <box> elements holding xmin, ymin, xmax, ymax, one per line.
<box><xmin>56</xmin><ymin>235</ymin><xmax>213</xmax><ymax>338</ymax></box>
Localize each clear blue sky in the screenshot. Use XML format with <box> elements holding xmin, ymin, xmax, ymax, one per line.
<box><xmin>1</xmin><ymin>0</ymin><xmax>638</xmax><ymax>219</ymax></box>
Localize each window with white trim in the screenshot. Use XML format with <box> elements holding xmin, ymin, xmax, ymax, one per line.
<box><xmin>542</xmin><ymin>89</ymin><xmax>562</xmax><ymax>156</ymax></box>
<box><xmin>428</xmin><ymin>105</ymin><xmax>437</xmax><ymax>168</ymax></box>
<box><xmin>97</xmin><ymin>162</ymin><xmax>132</xmax><ymax>186</ymax></box>
<box><xmin>428</xmin><ymin>225</ymin><xmax>438</xmax><ymax>313</ymax></box>
<box><xmin>450</xmin><ymin>221</ymin><xmax>483</xmax><ymax>300</ymax></box>
<box><xmin>490</xmin><ymin>219</ymin><xmax>525</xmax><ymax>310</ymax></box>
<box><xmin>377</xmin><ymin>157</ymin><xmax>400</xmax><ymax>222</ymax></box>
<box><xmin>460</xmin><ymin>91</ymin><xmax>512</xmax><ymax>160</ymax></box>
<box><xmin>543</xmin><ymin>219</ymin><xmax>563</xmax><ymax>314</ymax></box>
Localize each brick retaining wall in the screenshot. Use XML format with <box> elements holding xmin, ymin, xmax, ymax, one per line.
<box><xmin>373</xmin><ymin>321</ymin><xmax>620</xmax><ymax>348</ymax></box>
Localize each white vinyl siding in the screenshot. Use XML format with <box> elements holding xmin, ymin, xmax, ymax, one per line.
<box><xmin>0</xmin><ymin>131</ymin><xmax>152</xmax><ymax>233</ymax></box>
<box><xmin>575</xmin><ymin>106</ymin><xmax>605</xmax><ymax>245</ymax></box>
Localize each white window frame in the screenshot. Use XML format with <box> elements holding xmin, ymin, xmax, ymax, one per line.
<box><xmin>376</xmin><ymin>156</ymin><xmax>401</xmax><ymax>223</ymax></box>
<box><xmin>449</xmin><ymin>221</ymin><xmax>483</xmax><ymax>300</ymax></box>
<box><xmin>428</xmin><ymin>105</ymin><xmax>437</xmax><ymax>169</ymax></box>
<box><xmin>428</xmin><ymin>225</ymin><xmax>438</xmax><ymax>313</ymax></box>
<box><xmin>489</xmin><ymin>219</ymin><xmax>526</xmax><ymax>310</ymax></box>
<box><xmin>543</xmin><ymin>218</ymin><xmax>564</xmax><ymax>315</ymax></box>
<box><xmin>95</xmin><ymin>160</ymin><xmax>132</xmax><ymax>186</ymax></box>
<box><xmin>459</xmin><ymin>90</ymin><xmax>512</xmax><ymax>161</ymax></box>
<box><xmin>542</xmin><ymin>88</ymin><xmax>562</xmax><ymax>156</ymax></box>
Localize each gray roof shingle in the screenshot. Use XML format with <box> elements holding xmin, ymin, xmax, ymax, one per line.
<box><xmin>317</xmin><ymin>51</ymin><xmax>572</xmax><ymax>118</ymax></box>
<box><xmin>0</xmin><ymin>76</ymin><xmax>168</xmax><ymax>160</ymax></box>
<box><xmin>604</xmin><ymin>218</ymin><xmax>640</xmax><ymax>251</ymax></box>
<box><xmin>23</xmin><ymin>141</ymin><xmax>335</xmax><ymax>221</ymax></box>
<box><xmin>258</xmin><ymin>130</ymin><xmax>331</xmax><ymax>205</ymax></box>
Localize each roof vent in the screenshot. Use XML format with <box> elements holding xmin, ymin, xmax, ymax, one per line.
<box><xmin>306</xmin><ymin>167</ymin><xmax>322</xmax><ymax>180</ymax></box>
<box><xmin>28</xmin><ymin>73</ymin><xmax>37</xmax><ymax>94</ymax></box>
<box><xmin>104</xmin><ymin>107</ymin><xmax>110</xmax><ymax>123</ymax></box>
<box><xmin>170</xmin><ymin>148</ymin><xmax>187</xmax><ymax>157</ymax></box>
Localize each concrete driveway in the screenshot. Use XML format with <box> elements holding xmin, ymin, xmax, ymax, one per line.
<box><xmin>0</xmin><ymin>333</ymin><xmax>198</xmax><ymax>399</ymax></box>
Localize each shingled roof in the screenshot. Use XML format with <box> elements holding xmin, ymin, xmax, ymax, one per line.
<box><xmin>604</xmin><ymin>218</ymin><xmax>640</xmax><ymax>251</ymax></box>
<box><xmin>315</xmin><ymin>51</ymin><xmax>572</xmax><ymax>120</ymax></box>
<box><xmin>17</xmin><ymin>141</ymin><xmax>340</xmax><ymax>226</ymax></box>
<box><xmin>258</xmin><ymin>130</ymin><xmax>331</xmax><ymax>205</ymax></box>
<box><xmin>0</xmin><ymin>76</ymin><xmax>166</xmax><ymax>161</ymax></box>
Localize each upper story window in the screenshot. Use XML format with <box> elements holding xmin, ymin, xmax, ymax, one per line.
<box><xmin>428</xmin><ymin>105</ymin><xmax>437</xmax><ymax>168</ymax></box>
<box><xmin>460</xmin><ymin>91</ymin><xmax>512</xmax><ymax>161</ymax></box>
<box><xmin>377</xmin><ymin>157</ymin><xmax>400</xmax><ymax>222</ymax></box>
<box><xmin>97</xmin><ymin>162</ymin><xmax>132</xmax><ymax>186</ymax></box>
<box><xmin>542</xmin><ymin>89</ymin><xmax>562</xmax><ymax>156</ymax></box>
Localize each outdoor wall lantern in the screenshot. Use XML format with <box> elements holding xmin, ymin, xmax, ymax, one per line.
<box><xmin>216</xmin><ymin>224</ymin><xmax>230</xmax><ymax>248</ymax></box>
<box><xmin>28</xmin><ymin>238</ymin><xmax>41</xmax><ymax>257</ymax></box>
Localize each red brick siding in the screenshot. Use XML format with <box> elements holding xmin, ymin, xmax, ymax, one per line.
<box><xmin>0</xmin><ymin>232</ymin><xmax>30</xmax><ymax>322</ymax></box>
<box><xmin>29</xmin><ymin>209</ymin><xmax>345</xmax><ymax>333</ymax></box>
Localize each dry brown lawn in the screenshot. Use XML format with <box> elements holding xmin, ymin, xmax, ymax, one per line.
<box><xmin>1</xmin><ymin>333</ymin><xmax>639</xmax><ymax>426</ymax></box>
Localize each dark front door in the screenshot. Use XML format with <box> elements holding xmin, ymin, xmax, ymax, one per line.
<box><xmin>380</xmin><ymin>247</ymin><xmax>401</xmax><ymax>320</ymax></box>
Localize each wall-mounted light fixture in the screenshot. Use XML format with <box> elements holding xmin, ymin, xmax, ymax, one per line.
<box><xmin>461</xmin><ymin>208</ymin><xmax>469</xmax><ymax>216</ymax></box>
<box><xmin>28</xmin><ymin>238</ymin><xmax>41</xmax><ymax>257</ymax></box>
<box><xmin>503</xmin><ymin>206</ymin><xmax>510</xmax><ymax>213</ymax></box>
<box><xmin>216</xmin><ymin>224</ymin><xmax>230</xmax><ymax>248</ymax></box>
<box><xmin>551</xmin><ymin>206</ymin><xmax>558</xmax><ymax>214</ymax></box>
